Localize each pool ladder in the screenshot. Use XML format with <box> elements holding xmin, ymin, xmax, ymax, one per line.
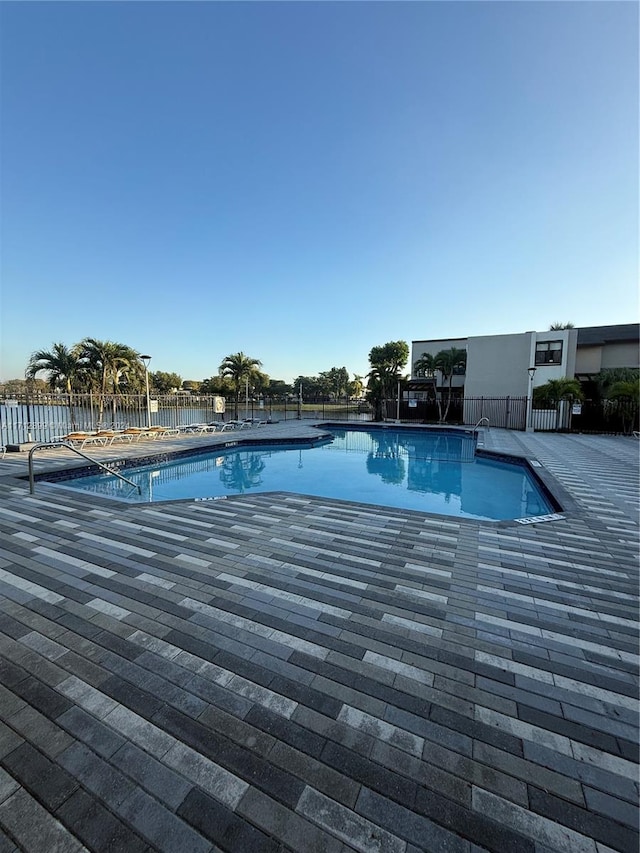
<box><xmin>473</xmin><ymin>417</ymin><xmax>490</xmax><ymax>431</ymax></box>
<box><xmin>28</xmin><ymin>441</ymin><xmax>141</xmax><ymax>496</ymax></box>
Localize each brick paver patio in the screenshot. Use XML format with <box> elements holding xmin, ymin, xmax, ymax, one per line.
<box><xmin>0</xmin><ymin>423</ymin><xmax>637</xmax><ymax>852</ymax></box>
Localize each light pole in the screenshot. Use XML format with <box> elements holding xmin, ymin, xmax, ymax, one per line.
<box><xmin>140</xmin><ymin>355</ymin><xmax>152</xmax><ymax>428</ymax></box>
<box><xmin>396</xmin><ymin>379</ymin><xmax>401</xmax><ymax>423</ymax></box>
<box><xmin>525</xmin><ymin>366</ymin><xmax>536</xmax><ymax>432</ymax></box>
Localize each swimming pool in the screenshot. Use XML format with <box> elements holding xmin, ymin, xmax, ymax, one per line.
<box><xmin>51</xmin><ymin>427</ymin><xmax>556</xmax><ymax>521</ymax></box>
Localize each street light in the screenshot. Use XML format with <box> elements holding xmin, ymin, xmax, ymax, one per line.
<box><xmin>526</xmin><ymin>366</ymin><xmax>537</xmax><ymax>432</ymax></box>
<box><xmin>140</xmin><ymin>355</ymin><xmax>152</xmax><ymax>428</ymax></box>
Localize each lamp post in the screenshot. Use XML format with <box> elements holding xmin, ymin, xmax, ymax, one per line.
<box><xmin>526</xmin><ymin>366</ymin><xmax>536</xmax><ymax>432</ymax></box>
<box><xmin>140</xmin><ymin>355</ymin><xmax>152</xmax><ymax>428</ymax></box>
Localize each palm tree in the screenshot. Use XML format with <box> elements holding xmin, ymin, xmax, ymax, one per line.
<box><xmin>349</xmin><ymin>374</ymin><xmax>365</xmax><ymax>400</ymax></box>
<box><xmin>413</xmin><ymin>353</ymin><xmax>439</xmax><ymax>419</ymax></box>
<box><xmin>78</xmin><ymin>338</ymin><xmax>138</xmax><ymax>426</ymax></box>
<box><xmin>533</xmin><ymin>378</ymin><xmax>583</xmax><ymax>408</ymax></box>
<box><xmin>593</xmin><ymin>368</ymin><xmax>639</xmax><ymax>401</ymax></box>
<box><xmin>219</xmin><ymin>352</ymin><xmax>262</xmax><ymax>419</ymax></box>
<box><xmin>365</xmin><ymin>369</ymin><xmax>385</xmax><ymax>421</ymax></box>
<box><xmin>433</xmin><ymin>347</ymin><xmax>467</xmax><ymax>422</ymax></box>
<box><xmin>549</xmin><ymin>322</ymin><xmax>575</xmax><ymax>330</ymax></box>
<box><xmin>27</xmin><ymin>343</ymin><xmax>86</xmax><ymax>429</ymax></box>
<box><xmin>367</xmin><ymin>341</ymin><xmax>409</xmax><ymax>420</ymax></box>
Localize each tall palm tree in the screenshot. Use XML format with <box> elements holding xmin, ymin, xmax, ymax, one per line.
<box><xmin>367</xmin><ymin>341</ymin><xmax>409</xmax><ymax>420</ymax></box>
<box><xmin>434</xmin><ymin>347</ymin><xmax>467</xmax><ymax>423</ymax></box>
<box><xmin>27</xmin><ymin>343</ymin><xmax>85</xmax><ymax>429</ymax></box>
<box><xmin>413</xmin><ymin>353</ymin><xmax>439</xmax><ymax>419</ymax></box>
<box><xmin>533</xmin><ymin>378</ymin><xmax>584</xmax><ymax>408</ymax></box>
<box><xmin>349</xmin><ymin>374</ymin><xmax>364</xmax><ymax>400</ymax></box>
<box><xmin>78</xmin><ymin>338</ymin><xmax>138</xmax><ymax>426</ymax></box>
<box><xmin>219</xmin><ymin>352</ymin><xmax>262</xmax><ymax>419</ymax></box>
<box><xmin>413</xmin><ymin>354</ymin><xmax>436</xmax><ymax>378</ymax></box>
<box><xmin>365</xmin><ymin>369</ymin><xmax>385</xmax><ymax>421</ymax></box>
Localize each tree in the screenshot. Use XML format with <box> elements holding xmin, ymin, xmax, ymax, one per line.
<box><xmin>151</xmin><ymin>372</ymin><xmax>183</xmax><ymax>393</ymax></box>
<box><xmin>328</xmin><ymin>367</ymin><xmax>349</xmax><ymax>401</ymax></box>
<box><xmin>413</xmin><ymin>353</ymin><xmax>439</xmax><ymax>419</ymax></box>
<box><xmin>549</xmin><ymin>322</ymin><xmax>575</xmax><ymax>330</ymax></box>
<box><xmin>219</xmin><ymin>352</ymin><xmax>262</xmax><ymax>419</ymax></box>
<box><xmin>77</xmin><ymin>338</ymin><xmax>139</xmax><ymax>425</ymax></box>
<box><xmin>533</xmin><ymin>378</ymin><xmax>584</xmax><ymax>408</ymax></box>
<box><xmin>250</xmin><ymin>370</ymin><xmax>271</xmax><ymax>396</ymax></box>
<box><xmin>606</xmin><ymin>380</ymin><xmax>639</xmax><ymax>400</ymax></box>
<box><xmin>367</xmin><ymin>341</ymin><xmax>409</xmax><ymax>420</ymax></box>
<box><xmin>292</xmin><ymin>375</ymin><xmax>322</xmax><ymax>401</ymax></box>
<box><xmin>593</xmin><ymin>368</ymin><xmax>639</xmax><ymax>401</ymax></box>
<box><xmin>266</xmin><ymin>379</ymin><xmax>292</xmax><ymax>399</ymax></box>
<box><xmin>413</xmin><ymin>353</ymin><xmax>436</xmax><ymax>379</ymax></box>
<box><xmin>27</xmin><ymin>343</ymin><xmax>86</xmax><ymax>429</ymax></box>
<box><xmin>199</xmin><ymin>376</ymin><xmax>232</xmax><ymax>395</ymax></box>
<box><xmin>1</xmin><ymin>377</ymin><xmax>46</xmax><ymax>395</ymax></box>
<box><xmin>433</xmin><ymin>347</ymin><xmax>467</xmax><ymax>422</ymax></box>
<box><xmin>348</xmin><ymin>374</ymin><xmax>364</xmax><ymax>400</ymax></box>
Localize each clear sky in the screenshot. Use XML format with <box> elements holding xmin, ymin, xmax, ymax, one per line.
<box><xmin>1</xmin><ymin>1</ymin><xmax>637</xmax><ymax>385</ymax></box>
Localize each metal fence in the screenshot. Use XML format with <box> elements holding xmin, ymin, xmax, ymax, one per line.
<box><xmin>397</xmin><ymin>395</ymin><xmax>638</xmax><ymax>434</ymax></box>
<box><xmin>0</xmin><ymin>393</ymin><xmax>373</xmax><ymax>445</ymax></box>
<box><xmin>531</xmin><ymin>398</ymin><xmax>639</xmax><ymax>435</ymax></box>
<box><xmin>397</xmin><ymin>397</ymin><xmax>528</xmax><ymax>430</ymax></box>
<box><xmin>1</xmin><ymin>392</ymin><xmax>637</xmax><ymax>445</ymax></box>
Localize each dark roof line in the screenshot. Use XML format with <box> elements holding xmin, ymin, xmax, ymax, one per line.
<box><xmin>576</xmin><ymin>324</ymin><xmax>639</xmax><ymax>346</ymax></box>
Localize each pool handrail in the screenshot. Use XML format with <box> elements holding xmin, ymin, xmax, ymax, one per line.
<box><xmin>473</xmin><ymin>417</ymin><xmax>490</xmax><ymax>430</ymax></box>
<box><xmin>28</xmin><ymin>441</ymin><xmax>141</xmax><ymax>496</ymax></box>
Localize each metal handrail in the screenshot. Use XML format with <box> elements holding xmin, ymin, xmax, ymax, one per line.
<box><xmin>473</xmin><ymin>417</ymin><xmax>490</xmax><ymax>430</ymax></box>
<box><xmin>28</xmin><ymin>442</ymin><xmax>141</xmax><ymax>496</ymax></box>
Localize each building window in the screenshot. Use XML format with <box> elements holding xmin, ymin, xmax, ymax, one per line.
<box><xmin>535</xmin><ymin>340</ymin><xmax>563</xmax><ymax>365</ymax></box>
<box><xmin>415</xmin><ymin>369</ymin><xmax>436</xmax><ymax>379</ymax></box>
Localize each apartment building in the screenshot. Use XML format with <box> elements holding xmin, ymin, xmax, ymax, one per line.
<box><xmin>410</xmin><ymin>323</ymin><xmax>639</xmax><ymax>399</ymax></box>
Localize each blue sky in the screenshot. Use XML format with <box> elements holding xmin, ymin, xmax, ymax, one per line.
<box><xmin>1</xmin><ymin>1</ymin><xmax>637</xmax><ymax>384</ymax></box>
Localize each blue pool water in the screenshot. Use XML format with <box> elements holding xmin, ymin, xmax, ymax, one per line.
<box><xmin>54</xmin><ymin>427</ymin><xmax>554</xmax><ymax>521</ymax></box>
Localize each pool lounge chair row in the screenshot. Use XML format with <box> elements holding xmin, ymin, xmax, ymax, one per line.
<box><xmin>180</xmin><ymin>419</ymin><xmax>268</xmax><ymax>434</ymax></box>
<box><xmin>57</xmin><ymin>420</ymin><xmax>268</xmax><ymax>449</ymax></box>
<box><xmin>57</xmin><ymin>427</ymin><xmax>181</xmax><ymax>449</ymax></box>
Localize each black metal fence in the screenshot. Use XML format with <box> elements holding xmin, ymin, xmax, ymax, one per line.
<box><xmin>394</xmin><ymin>395</ymin><xmax>638</xmax><ymax>435</ymax></box>
<box><xmin>1</xmin><ymin>392</ymin><xmax>637</xmax><ymax>445</ymax></box>
<box><xmin>397</xmin><ymin>397</ymin><xmax>528</xmax><ymax>430</ymax></box>
<box><xmin>0</xmin><ymin>393</ymin><xmax>372</xmax><ymax>445</ymax></box>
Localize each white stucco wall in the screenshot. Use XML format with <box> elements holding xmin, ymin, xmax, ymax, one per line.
<box><xmin>464</xmin><ymin>333</ymin><xmax>532</xmax><ymax>397</ymax></box>
<box><xmin>529</xmin><ymin>329</ymin><xmax>577</xmax><ymax>388</ymax></box>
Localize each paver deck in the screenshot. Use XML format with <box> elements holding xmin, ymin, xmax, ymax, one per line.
<box><xmin>0</xmin><ymin>422</ymin><xmax>637</xmax><ymax>853</ymax></box>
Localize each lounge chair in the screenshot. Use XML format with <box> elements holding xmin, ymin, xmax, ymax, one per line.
<box><xmin>146</xmin><ymin>426</ymin><xmax>180</xmax><ymax>438</ymax></box>
<box><xmin>120</xmin><ymin>428</ymin><xmax>155</xmax><ymax>442</ymax></box>
<box><xmin>59</xmin><ymin>432</ymin><xmax>109</xmax><ymax>449</ymax></box>
<box><xmin>180</xmin><ymin>423</ymin><xmax>210</xmax><ymax>434</ymax></box>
